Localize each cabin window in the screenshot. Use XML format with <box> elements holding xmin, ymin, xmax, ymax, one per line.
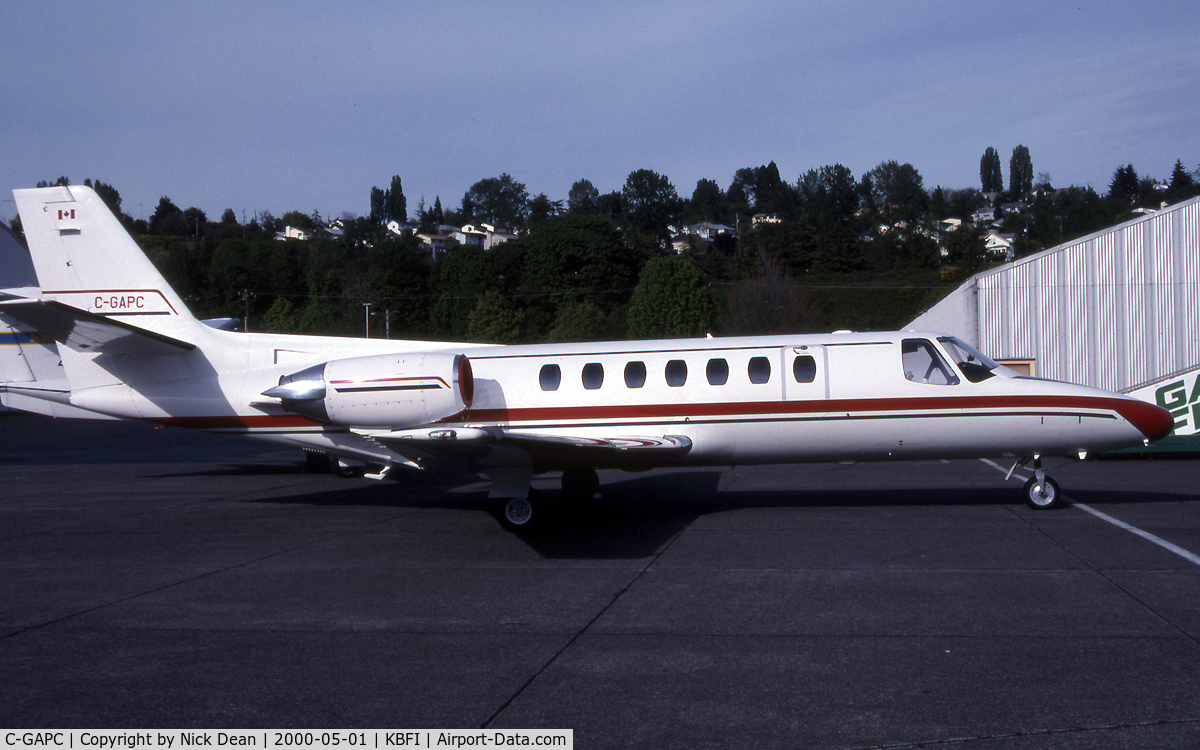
<box><xmin>793</xmin><ymin>355</ymin><xmax>817</xmax><ymax>383</ymax></box>
<box><xmin>902</xmin><ymin>339</ymin><xmax>960</xmax><ymax>386</ymax></box>
<box><xmin>539</xmin><ymin>364</ymin><xmax>561</xmax><ymax>391</ymax></box>
<box><xmin>665</xmin><ymin>359</ymin><xmax>688</xmax><ymax>387</ymax></box>
<box><xmin>706</xmin><ymin>358</ymin><xmax>729</xmax><ymax>386</ymax></box>
<box><xmin>582</xmin><ymin>362</ymin><xmax>604</xmax><ymax>390</ymax></box>
<box><xmin>625</xmin><ymin>361</ymin><xmax>647</xmax><ymax>388</ymax></box>
<box><xmin>748</xmin><ymin>356</ymin><xmax>771</xmax><ymax>384</ymax></box>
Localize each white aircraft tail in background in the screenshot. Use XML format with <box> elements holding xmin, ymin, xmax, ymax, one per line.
<box><xmin>0</xmin><ymin>214</ymin><xmax>116</xmax><ymax>419</ymax></box>
<box><xmin>3</xmin><ymin>185</ymin><xmax>1176</xmax><ymax>527</ymax></box>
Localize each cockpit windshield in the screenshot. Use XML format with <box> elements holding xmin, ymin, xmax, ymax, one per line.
<box><xmin>937</xmin><ymin>337</ymin><xmax>1010</xmax><ymax>383</ymax></box>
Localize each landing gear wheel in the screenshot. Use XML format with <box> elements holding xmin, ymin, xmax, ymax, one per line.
<box><xmin>332</xmin><ymin>459</ymin><xmax>357</xmax><ymax>478</ymax></box>
<box><xmin>561</xmin><ymin>467</ymin><xmax>600</xmax><ymax>499</ymax></box>
<box><xmin>502</xmin><ymin>494</ymin><xmax>536</xmax><ymax>529</ymax></box>
<box><xmin>1023</xmin><ymin>475</ymin><xmax>1062</xmax><ymax>510</ymax></box>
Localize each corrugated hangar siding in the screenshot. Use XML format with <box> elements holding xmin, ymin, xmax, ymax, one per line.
<box><xmin>910</xmin><ymin>196</ymin><xmax>1200</xmax><ymax>393</ymax></box>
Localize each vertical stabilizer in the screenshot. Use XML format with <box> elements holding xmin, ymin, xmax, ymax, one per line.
<box><xmin>12</xmin><ymin>185</ymin><xmax>195</xmax><ymax>324</ymax></box>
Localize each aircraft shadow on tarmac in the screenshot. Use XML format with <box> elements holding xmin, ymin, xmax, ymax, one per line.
<box><xmin>169</xmin><ymin>461</ymin><xmax>1197</xmax><ymax>560</ymax></box>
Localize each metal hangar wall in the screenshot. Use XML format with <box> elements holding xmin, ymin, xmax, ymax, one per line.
<box><xmin>909</xmin><ymin>195</ymin><xmax>1200</xmax><ymax>394</ymax></box>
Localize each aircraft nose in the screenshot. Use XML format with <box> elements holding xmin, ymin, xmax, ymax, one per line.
<box><xmin>1118</xmin><ymin>398</ymin><xmax>1175</xmax><ymax>442</ymax></box>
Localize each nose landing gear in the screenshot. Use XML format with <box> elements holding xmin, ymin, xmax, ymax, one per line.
<box><xmin>1011</xmin><ymin>454</ymin><xmax>1064</xmax><ymax>510</ymax></box>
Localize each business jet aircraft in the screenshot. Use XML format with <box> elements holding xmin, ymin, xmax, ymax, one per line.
<box><xmin>0</xmin><ymin>185</ymin><xmax>1174</xmax><ymax>527</ymax></box>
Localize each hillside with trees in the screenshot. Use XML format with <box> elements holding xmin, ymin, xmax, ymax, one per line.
<box><xmin>10</xmin><ymin>150</ymin><xmax>1200</xmax><ymax>342</ymax></box>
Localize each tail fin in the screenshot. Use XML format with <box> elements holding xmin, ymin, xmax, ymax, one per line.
<box><xmin>12</xmin><ymin>185</ymin><xmax>196</xmax><ymax>329</ymax></box>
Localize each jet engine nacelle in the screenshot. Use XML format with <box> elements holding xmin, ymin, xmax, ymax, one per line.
<box><xmin>264</xmin><ymin>352</ymin><xmax>473</xmax><ymax>429</ymax></box>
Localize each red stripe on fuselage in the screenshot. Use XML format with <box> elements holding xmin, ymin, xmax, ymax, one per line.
<box><xmin>465</xmin><ymin>394</ymin><xmax>1140</xmax><ymax>425</ymax></box>
<box><xmin>133</xmin><ymin>394</ymin><xmax>1170</xmax><ymax>440</ymax></box>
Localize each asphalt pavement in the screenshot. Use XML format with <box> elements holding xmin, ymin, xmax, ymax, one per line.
<box><xmin>2</xmin><ymin>411</ymin><xmax>1199</xmax><ymax>748</ymax></box>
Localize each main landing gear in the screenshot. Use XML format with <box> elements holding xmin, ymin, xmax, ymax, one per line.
<box><xmin>496</xmin><ymin>467</ymin><xmax>601</xmax><ymax>530</ymax></box>
<box><xmin>1011</xmin><ymin>455</ymin><xmax>1063</xmax><ymax>510</ymax></box>
<box><xmin>502</xmin><ymin>493</ymin><xmax>536</xmax><ymax>528</ymax></box>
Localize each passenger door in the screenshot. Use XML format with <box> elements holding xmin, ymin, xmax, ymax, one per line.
<box><xmin>784</xmin><ymin>345</ymin><xmax>828</xmax><ymax>402</ymax></box>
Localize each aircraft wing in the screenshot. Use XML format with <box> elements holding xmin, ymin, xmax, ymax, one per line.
<box><xmin>0</xmin><ymin>299</ymin><xmax>195</xmax><ymax>356</ymax></box>
<box><xmin>362</xmin><ymin>426</ymin><xmax>692</xmax><ymax>470</ymax></box>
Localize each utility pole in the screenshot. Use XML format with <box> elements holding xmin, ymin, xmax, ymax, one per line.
<box><xmin>385</xmin><ymin>309</ymin><xmax>393</xmax><ymax>340</ymax></box>
<box><xmin>241</xmin><ymin>289</ymin><xmax>251</xmax><ymax>332</ymax></box>
<box><xmin>363</xmin><ymin>302</ymin><xmax>372</xmax><ymax>338</ymax></box>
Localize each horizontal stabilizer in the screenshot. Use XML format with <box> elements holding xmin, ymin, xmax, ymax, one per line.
<box><xmin>0</xmin><ymin>299</ymin><xmax>195</xmax><ymax>356</ymax></box>
<box><xmin>1</xmin><ymin>381</ymin><xmax>121</xmax><ymax>420</ymax></box>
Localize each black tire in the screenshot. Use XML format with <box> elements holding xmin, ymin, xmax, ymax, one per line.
<box><xmin>1023</xmin><ymin>475</ymin><xmax>1062</xmax><ymax>510</ymax></box>
<box><xmin>500</xmin><ymin>492</ymin><xmax>537</xmax><ymax>530</ymax></box>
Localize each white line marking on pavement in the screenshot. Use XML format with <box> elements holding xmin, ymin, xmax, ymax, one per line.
<box><xmin>979</xmin><ymin>459</ymin><xmax>1200</xmax><ymax>568</ymax></box>
<box><xmin>1069</xmin><ymin>501</ymin><xmax>1200</xmax><ymax>567</ymax></box>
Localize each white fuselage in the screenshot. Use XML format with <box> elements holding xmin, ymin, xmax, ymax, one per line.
<box><xmin>67</xmin><ymin>327</ymin><xmax>1167</xmax><ymax>471</ymax></box>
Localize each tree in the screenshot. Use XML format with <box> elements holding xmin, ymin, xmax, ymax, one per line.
<box><xmin>862</xmin><ymin>161</ymin><xmax>927</xmax><ymax>229</ymax></box>
<box><xmin>980</xmin><ymin>147</ymin><xmax>1003</xmax><ymax>194</ymax></box>
<box><xmin>519</xmin><ymin>214</ymin><xmax>643</xmax><ymax>335</ymax></box>
<box><xmin>369</xmin><ymin>186</ymin><xmax>387</xmax><ymax>224</ymax></box>
<box><xmin>929</xmin><ymin>186</ymin><xmax>948</xmax><ymax>220</ymax></box>
<box><xmin>943</xmin><ymin>224</ymin><xmax>987</xmax><ymax>277</ymax></box>
<box><xmin>428</xmin><ymin>245</ymin><xmax>493</xmax><ymax>338</ymax></box>
<box><xmin>689</xmin><ymin>178</ymin><xmax>727</xmax><ymax>223</ymax></box>
<box><xmin>723</xmin><ymin>255</ymin><xmax>821</xmax><ymax>335</ymax></box>
<box><xmin>730</xmin><ymin>162</ymin><xmax>793</xmax><ymax>216</ymax></box>
<box><xmin>546</xmin><ymin>300</ymin><xmax>608</xmax><ymax>342</ymax></box>
<box><xmin>467</xmin><ymin>289</ymin><xmax>524</xmax><ymax>343</ymax></box>
<box><xmin>386</xmin><ymin>175</ymin><xmax>407</xmax><ymax>224</ymax></box>
<box><xmin>527</xmin><ymin>193</ymin><xmax>564</xmax><ymax>225</ymax></box>
<box><xmin>622</xmin><ymin>169</ymin><xmax>681</xmax><ymax>240</ymax></box>
<box><xmin>464</xmin><ymin>173</ymin><xmax>529</xmax><ymax>228</ymax></box>
<box><xmin>86</xmin><ymin>180</ymin><xmax>122</xmax><ymax>215</ymax></box>
<box><xmin>1109</xmin><ymin>164</ymin><xmax>1139</xmax><ymax>205</ymax></box>
<box><xmin>148</xmin><ymin>196</ymin><xmax>188</xmax><ymax>236</ymax></box>
<box><xmin>797</xmin><ymin>164</ymin><xmax>859</xmax><ymax>219</ymax></box>
<box><xmin>1168</xmin><ymin>159</ymin><xmax>1196</xmax><ymax>202</ymax></box>
<box><xmin>626</xmin><ymin>255</ymin><xmax>716</xmax><ymax>338</ymax></box>
<box><xmin>1009</xmin><ymin>145</ymin><xmax>1033</xmax><ymax>199</ymax></box>
<box><xmin>280</xmin><ymin>210</ymin><xmax>313</xmax><ymax>231</ymax></box>
<box><xmin>794</xmin><ymin>164</ymin><xmax>864</xmax><ymax>272</ymax></box>
<box><xmin>183</xmin><ymin>207</ymin><xmax>208</xmax><ymax>238</ymax></box>
<box><xmin>597</xmin><ymin>191</ymin><xmax>622</xmax><ymax>222</ymax></box>
<box><xmin>567</xmin><ymin>179</ymin><xmax>600</xmax><ymax>215</ymax></box>
<box><xmin>459</xmin><ymin>193</ymin><xmax>477</xmax><ymax>224</ymax></box>
<box><xmin>261</xmin><ymin>297</ymin><xmax>302</xmax><ymax>333</ymax></box>
<box><xmin>948</xmin><ymin>188</ymin><xmax>983</xmax><ymax>221</ymax></box>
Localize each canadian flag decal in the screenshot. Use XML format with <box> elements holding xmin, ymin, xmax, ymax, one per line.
<box><xmin>57</xmin><ymin>209</ymin><xmax>76</xmax><ymax>221</ymax></box>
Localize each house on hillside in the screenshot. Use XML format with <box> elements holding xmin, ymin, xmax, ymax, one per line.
<box><xmin>480</xmin><ymin>223</ymin><xmax>517</xmax><ymax>250</ymax></box>
<box><xmin>452</xmin><ymin>225</ymin><xmax>488</xmax><ymax>248</ymax></box>
<box><xmin>972</xmin><ymin>207</ymin><xmax>996</xmax><ymax>224</ymax></box>
<box><xmin>417</xmin><ymin>232</ymin><xmax>451</xmax><ymax>258</ymax></box>
<box><xmin>276</xmin><ymin>226</ymin><xmax>310</xmax><ymax>241</ymax></box>
<box><xmin>387</xmin><ymin>219</ymin><xmax>418</xmax><ymax>235</ymax></box>
<box><xmin>984</xmin><ymin>230</ymin><xmax>1016</xmax><ymax>261</ymax></box>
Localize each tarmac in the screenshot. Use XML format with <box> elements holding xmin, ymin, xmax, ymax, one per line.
<box><xmin>2</xmin><ymin>411</ymin><xmax>1199</xmax><ymax>748</ymax></box>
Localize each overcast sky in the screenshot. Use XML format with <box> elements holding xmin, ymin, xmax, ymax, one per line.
<box><xmin>4</xmin><ymin>1</ymin><xmax>1198</xmax><ymax>223</ymax></box>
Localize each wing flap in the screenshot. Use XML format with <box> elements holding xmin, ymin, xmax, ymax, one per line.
<box><xmin>499</xmin><ymin>432</ymin><xmax>693</xmax><ymax>465</ymax></box>
<box><xmin>362</xmin><ymin>427</ymin><xmax>692</xmax><ymax>470</ymax></box>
